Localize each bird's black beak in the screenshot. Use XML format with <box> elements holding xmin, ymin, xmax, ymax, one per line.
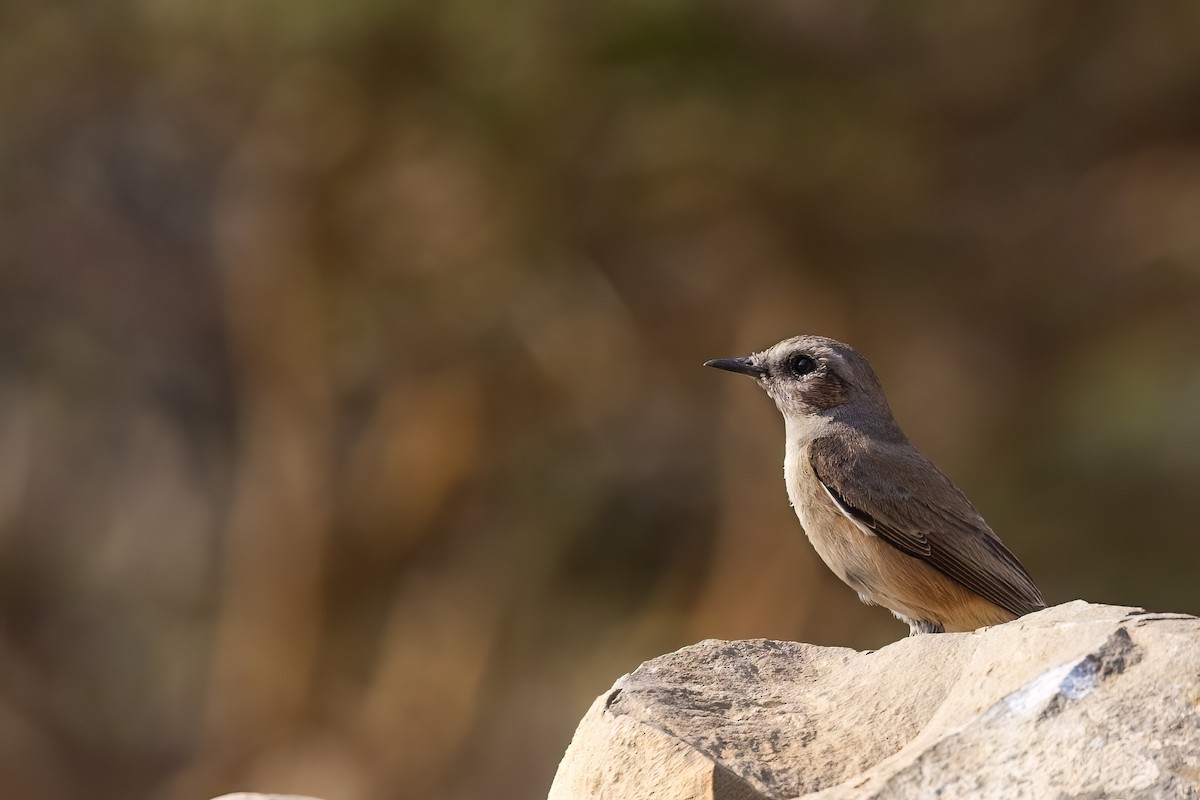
<box><xmin>703</xmin><ymin>356</ymin><xmax>766</xmax><ymax>378</ymax></box>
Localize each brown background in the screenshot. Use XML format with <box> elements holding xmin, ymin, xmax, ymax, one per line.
<box><xmin>2</xmin><ymin>2</ymin><xmax>1199</xmax><ymax>799</ymax></box>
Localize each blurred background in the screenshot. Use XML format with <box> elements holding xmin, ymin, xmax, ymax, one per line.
<box><xmin>2</xmin><ymin>1</ymin><xmax>1200</xmax><ymax>798</ymax></box>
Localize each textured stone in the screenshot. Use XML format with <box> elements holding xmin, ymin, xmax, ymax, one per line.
<box><xmin>548</xmin><ymin>601</ymin><xmax>1200</xmax><ymax>800</ymax></box>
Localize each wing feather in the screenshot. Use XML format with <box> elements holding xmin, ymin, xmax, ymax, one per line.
<box><xmin>809</xmin><ymin>435</ymin><xmax>1045</xmax><ymax>617</ymax></box>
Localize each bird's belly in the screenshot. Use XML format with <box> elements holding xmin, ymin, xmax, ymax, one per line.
<box><xmin>788</xmin><ymin>452</ymin><xmax>1011</xmax><ymax>632</ymax></box>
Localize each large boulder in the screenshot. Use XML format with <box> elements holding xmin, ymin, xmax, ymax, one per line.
<box><xmin>548</xmin><ymin>601</ymin><xmax>1200</xmax><ymax>799</ymax></box>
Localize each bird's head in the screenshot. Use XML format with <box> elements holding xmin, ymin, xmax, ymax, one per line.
<box><xmin>705</xmin><ymin>335</ymin><xmax>901</xmax><ymax>438</ymax></box>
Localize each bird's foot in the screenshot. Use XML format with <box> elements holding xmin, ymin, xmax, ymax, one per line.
<box><xmin>907</xmin><ymin>619</ymin><xmax>945</xmax><ymax>636</ymax></box>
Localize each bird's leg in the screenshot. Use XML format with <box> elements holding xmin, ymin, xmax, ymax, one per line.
<box><xmin>908</xmin><ymin>619</ymin><xmax>945</xmax><ymax>636</ymax></box>
<box><xmin>892</xmin><ymin>611</ymin><xmax>945</xmax><ymax>635</ymax></box>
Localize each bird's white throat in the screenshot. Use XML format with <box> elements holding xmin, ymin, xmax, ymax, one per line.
<box><xmin>782</xmin><ymin>414</ymin><xmax>827</xmax><ymax>510</ymax></box>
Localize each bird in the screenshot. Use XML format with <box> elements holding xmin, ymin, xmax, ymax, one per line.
<box><xmin>704</xmin><ymin>334</ymin><xmax>1045</xmax><ymax>635</ymax></box>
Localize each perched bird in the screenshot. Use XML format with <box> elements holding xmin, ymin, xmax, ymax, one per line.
<box><xmin>705</xmin><ymin>334</ymin><xmax>1045</xmax><ymax>635</ymax></box>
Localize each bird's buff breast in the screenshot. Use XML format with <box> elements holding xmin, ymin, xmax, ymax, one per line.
<box><xmin>784</xmin><ymin>444</ymin><xmax>884</xmax><ymax>601</ymax></box>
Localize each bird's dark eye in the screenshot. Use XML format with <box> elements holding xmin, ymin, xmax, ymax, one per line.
<box><xmin>790</xmin><ymin>354</ymin><xmax>817</xmax><ymax>377</ymax></box>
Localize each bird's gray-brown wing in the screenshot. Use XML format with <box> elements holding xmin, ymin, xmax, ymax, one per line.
<box><xmin>809</xmin><ymin>435</ymin><xmax>1045</xmax><ymax>617</ymax></box>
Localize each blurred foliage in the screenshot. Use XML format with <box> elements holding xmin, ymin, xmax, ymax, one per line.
<box><xmin>2</xmin><ymin>1</ymin><xmax>1200</xmax><ymax>798</ymax></box>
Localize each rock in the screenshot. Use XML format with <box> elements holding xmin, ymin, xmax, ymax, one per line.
<box><xmin>548</xmin><ymin>601</ymin><xmax>1200</xmax><ymax>800</ymax></box>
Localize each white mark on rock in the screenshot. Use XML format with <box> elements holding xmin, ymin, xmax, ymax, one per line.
<box><xmin>1059</xmin><ymin>654</ymin><xmax>1102</xmax><ymax>701</ymax></box>
<box><xmin>1005</xmin><ymin>662</ymin><xmax>1075</xmax><ymax>715</ymax></box>
<box><xmin>1004</xmin><ymin>650</ymin><xmax>1106</xmax><ymax>717</ymax></box>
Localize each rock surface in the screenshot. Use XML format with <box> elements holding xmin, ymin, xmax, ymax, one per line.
<box><xmin>548</xmin><ymin>601</ymin><xmax>1200</xmax><ymax>799</ymax></box>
